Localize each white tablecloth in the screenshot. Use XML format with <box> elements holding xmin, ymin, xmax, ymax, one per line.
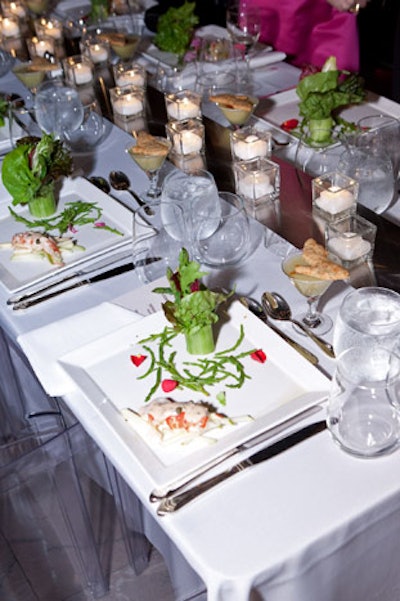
<box><xmin>2</xmin><ymin>63</ymin><xmax>400</xmax><ymax>601</ymax></box>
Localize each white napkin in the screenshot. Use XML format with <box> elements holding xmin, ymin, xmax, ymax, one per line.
<box><xmin>17</xmin><ymin>302</ymin><xmax>142</xmax><ymax>396</ymax></box>
<box><xmin>248</xmin><ymin>49</ymin><xmax>286</xmax><ymax>69</ymax></box>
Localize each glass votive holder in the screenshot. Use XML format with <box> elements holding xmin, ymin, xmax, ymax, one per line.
<box><xmin>326</xmin><ymin>214</ymin><xmax>377</xmax><ymax>268</ymax></box>
<box><xmin>230</xmin><ymin>126</ymin><xmax>272</xmax><ymax>161</ymax></box>
<box><xmin>112</xmin><ymin>61</ymin><xmax>146</xmax><ymax>88</ymax></box>
<box><xmin>63</xmin><ymin>55</ymin><xmax>94</xmax><ymax>87</ymax></box>
<box><xmin>35</xmin><ymin>17</ymin><xmax>63</xmax><ymax>41</ymax></box>
<box><xmin>166</xmin><ymin>118</ymin><xmax>205</xmax><ymax>157</ymax></box>
<box><xmin>164</xmin><ymin>90</ymin><xmax>202</xmax><ymax>122</ymax></box>
<box><xmin>81</xmin><ymin>38</ymin><xmax>110</xmax><ymax>66</ymax></box>
<box><xmin>110</xmin><ymin>84</ymin><xmax>145</xmax><ymax>120</ymax></box>
<box><xmin>0</xmin><ymin>15</ymin><xmax>20</xmax><ymax>38</ymax></box>
<box><xmin>1</xmin><ymin>0</ymin><xmax>27</xmax><ymax>19</ymax></box>
<box><xmin>312</xmin><ymin>171</ymin><xmax>358</xmax><ymax>222</ymax></box>
<box><xmin>27</xmin><ymin>35</ymin><xmax>55</xmax><ymax>59</ymax></box>
<box><xmin>234</xmin><ymin>157</ymin><xmax>280</xmax><ymax>212</ymax></box>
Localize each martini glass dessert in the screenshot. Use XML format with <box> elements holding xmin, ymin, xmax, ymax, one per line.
<box><xmin>282</xmin><ymin>239</ymin><xmax>349</xmax><ymax>335</ymax></box>
<box><xmin>126</xmin><ymin>131</ymin><xmax>171</xmax><ymax>200</ymax></box>
<box><xmin>12</xmin><ymin>60</ymin><xmax>47</xmax><ymax>94</ymax></box>
<box><xmin>209</xmin><ymin>91</ymin><xmax>258</xmax><ymax>128</ymax></box>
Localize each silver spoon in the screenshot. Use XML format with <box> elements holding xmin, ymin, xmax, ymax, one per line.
<box><xmin>261</xmin><ymin>291</ymin><xmax>335</xmax><ymax>359</ymax></box>
<box><xmin>238</xmin><ymin>296</ymin><xmax>319</xmax><ymax>365</ymax></box>
<box><xmin>109</xmin><ymin>170</ymin><xmax>153</xmax><ymax>215</ymax></box>
<box><xmin>89</xmin><ymin>176</ymin><xmax>110</xmax><ymax>194</ymax></box>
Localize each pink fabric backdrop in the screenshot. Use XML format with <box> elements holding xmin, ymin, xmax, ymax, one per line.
<box><xmin>246</xmin><ymin>0</ymin><xmax>360</xmax><ymax>71</ymax></box>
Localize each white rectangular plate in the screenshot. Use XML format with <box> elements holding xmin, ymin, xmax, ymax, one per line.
<box><xmin>259</xmin><ymin>89</ymin><xmax>400</xmax><ymax>132</ymax></box>
<box><xmin>59</xmin><ymin>301</ymin><xmax>329</xmax><ymax>488</ymax></box>
<box><xmin>0</xmin><ymin>176</ymin><xmax>132</xmax><ymax>292</ymax></box>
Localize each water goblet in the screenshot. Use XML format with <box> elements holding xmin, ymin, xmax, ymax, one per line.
<box><xmin>226</xmin><ymin>2</ymin><xmax>261</xmax><ymax>58</ymax></box>
<box><xmin>34</xmin><ymin>80</ymin><xmax>84</xmax><ymax>141</ymax></box>
<box><xmin>197</xmin><ymin>34</ymin><xmax>236</xmax><ymax>92</ymax></box>
<box><xmin>281</xmin><ymin>251</ymin><xmax>335</xmax><ymax>335</ymax></box>
<box><xmin>126</xmin><ymin>133</ymin><xmax>171</xmax><ymax>201</ymax></box>
<box><xmin>327</xmin><ymin>345</ymin><xmax>400</xmax><ymax>457</ymax></box>
<box><xmin>337</xmin><ymin>146</ymin><xmax>395</xmax><ymax>214</ymax></box>
<box><xmin>357</xmin><ymin>114</ymin><xmax>400</xmax><ymax>182</ymax></box>
<box><xmin>132</xmin><ymin>200</ymin><xmax>183</xmax><ymax>285</ymax></box>
<box><xmin>62</xmin><ymin>99</ymin><xmax>106</xmax><ymax>153</ymax></box>
<box><xmin>294</xmin><ymin>127</ymin><xmax>343</xmax><ymax>176</ymax></box>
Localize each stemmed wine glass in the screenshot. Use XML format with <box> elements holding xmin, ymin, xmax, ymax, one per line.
<box><xmin>34</xmin><ymin>80</ymin><xmax>84</xmax><ymax>141</ymax></box>
<box><xmin>126</xmin><ymin>133</ymin><xmax>171</xmax><ymax>201</ymax></box>
<box><xmin>281</xmin><ymin>251</ymin><xmax>335</xmax><ymax>335</ymax></box>
<box><xmin>226</xmin><ymin>2</ymin><xmax>261</xmax><ymax>58</ymax></box>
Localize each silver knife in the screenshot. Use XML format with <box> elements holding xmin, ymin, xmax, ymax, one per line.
<box><xmin>157</xmin><ymin>420</ymin><xmax>327</xmax><ymax>515</ymax></box>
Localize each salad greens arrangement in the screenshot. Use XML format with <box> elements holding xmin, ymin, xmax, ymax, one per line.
<box><xmin>154</xmin><ymin>1</ymin><xmax>199</xmax><ymax>58</ymax></box>
<box><xmin>153</xmin><ymin>248</ymin><xmax>229</xmax><ymax>355</ymax></box>
<box><xmin>296</xmin><ymin>56</ymin><xmax>366</xmax><ymax>143</ymax></box>
<box><xmin>0</xmin><ymin>96</ymin><xmax>8</xmax><ymax>128</ymax></box>
<box><xmin>2</xmin><ymin>133</ymin><xmax>73</xmax><ymax>217</ymax></box>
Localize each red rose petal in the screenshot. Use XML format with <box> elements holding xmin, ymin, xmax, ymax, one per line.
<box><xmin>250</xmin><ymin>349</ymin><xmax>267</xmax><ymax>363</ymax></box>
<box><xmin>130</xmin><ymin>354</ymin><xmax>147</xmax><ymax>367</ymax></box>
<box><xmin>161</xmin><ymin>379</ymin><xmax>179</xmax><ymax>393</ymax></box>
<box><xmin>281</xmin><ymin>119</ymin><xmax>299</xmax><ymax>132</ymax></box>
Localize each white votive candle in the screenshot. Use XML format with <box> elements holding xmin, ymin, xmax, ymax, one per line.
<box><xmin>45</xmin><ymin>22</ymin><xmax>62</xmax><ymax>39</ymax></box>
<box><xmin>116</xmin><ymin>71</ymin><xmax>145</xmax><ymax>87</ymax></box>
<box><xmin>34</xmin><ymin>38</ymin><xmax>54</xmax><ymax>57</ymax></box>
<box><xmin>239</xmin><ymin>172</ymin><xmax>274</xmax><ymax>199</ymax></box>
<box><xmin>329</xmin><ymin>232</ymin><xmax>371</xmax><ymax>261</ymax></box>
<box><xmin>113</xmin><ymin>95</ymin><xmax>143</xmax><ymax>116</ymax></box>
<box><xmin>315</xmin><ymin>186</ymin><xmax>354</xmax><ymax>214</ymax></box>
<box><xmin>234</xmin><ymin>135</ymin><xmax>268</xmax><ymax>160</ymax></box>
<box><xmin>1</xmin><ymin>16</ymin><xmax>19</xmax><ymax>36</ymax></box>
<box><xmin>73</xmin><ymin>63</ymin><xmax>93</xmax><ymax>85</ymax></box>
<box><xmin>168</xmin><ymin>98</ymin><xmax>200</xmax><ymax>121</ymax></box>
<box><xmin>173</xmin><ymin>130</ymin><xmax>203</xmax><ymax>155</ymax></box>
<box><xmin>9</xmin><ymin>2</ymin><xmax>26</xmax><ymax>17</ymax></box>
<box><xmin>89</xmin><ymin>43</ymin><xmax>108</xmax><ymax>64</ymax></box>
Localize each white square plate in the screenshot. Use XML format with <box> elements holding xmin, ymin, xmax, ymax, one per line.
<box><xmin>59</xmin><ymin>301</ymin><xmax>329</xmax><ymax>488</ymax></box>
<box><xmin>0</xmin><ymin>176</ymin><xmax>132</xmax><ymax>292</ymax></box>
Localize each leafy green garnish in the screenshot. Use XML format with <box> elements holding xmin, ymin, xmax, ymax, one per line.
<box><xmin>138</xmin><ymin>324</ymin><xmax>254</xmax><ymax>403</ymax></box>
<box><xmin>8</xmin><ymin>200</ymin><xmax>123</xmax><ymax>237</ymax></box>
<box><xmin>296</xmin><ymin>56</ymin><xmax>366</xmax><ymax>126</ymax></box>
<box><xmin>153</xmin><ymin>248</ymin><xmax>229</xmax><ymax>340</ymax></box>
<box><xmin>1</xmin><ymin>133</ymin><xmax>73</xmax><ymax>208</ymax></box>
<box><xmin>154</xmin><ymin>1</ymin><xmax>199</xmax><ymax>57</ymax></box>
<box><xmin>0</xmin><ymin>96</ymin><xmax>8</xmax><ymax>128</ymax></box>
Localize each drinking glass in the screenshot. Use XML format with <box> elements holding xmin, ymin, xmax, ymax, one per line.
<box><xmin>8</xmin><ymin>98</ymin><xmax>42</xmax><ymax>147</ymax></box>
<box><xmin>282</xmin><ymin>251</ymin><xmax>334</xmax><ymax>335</ymax></box>
<box><xmin>333</xmin><ymin>287</ymin><xmax>400</xmax><ymax>357</ymax></box>
<box><xmin>226</xmin><ymin>3</ymin><xmax>261</xmax><ymax>57</ymax></box>
<box><xmin>132</xmin><ymin>200</ymin><xmax>183</xmax><ymax>285</ymax></box>
<box><xmin>209</xmin><ymin>89</ymin><xmax>258</xmax><ymax>129</ymax></box>
<box><xmin>160</xmin><ymin>168</ymin><xmax>221</xmax><ymax>254</ymax></box>
<box><xmin>327</xmin><ymin>345</ymin><xmax>400</xmax><ymax>457</ymax></box>
<box><xmin>34</xmin><ymin>80</ymin><xmax>84</xmax><ymax>140</ymax></box>
<box><xmin>126</xmin><ymin>135</ymin><xmax>171</xmax><ymax>200</ymax></box>
<box><xmin>294</xmin><ymin>127</ymin><xmax>343</xmax><ymax>176</ymax></box>
<box><xmin>357</xmin><ymin>114</ymin><xmax>400</xmax><ymax>181</ymax></box>
<box><xmin>337</xmin><ymin>146</ymin><xmax>395</xmax><ymax>214</ymax></box>
<box><xmin>62</xmin><ymin>99</ymin><xmax>106</xmax><ymax>153</ymax></box>
<box><xmin>12</xmin><ymin>61</ymin><xmax>46</xmax><ymax>94</ymax></box>
<box><xmin>194</xmin><ymin>191</ymin><xmax>250</xmax><ymax>266</ymax></box>
<box><xmin>197</xmin><ymin>35</ymin><xmax>236</xmax><ymax>92</ymax></box>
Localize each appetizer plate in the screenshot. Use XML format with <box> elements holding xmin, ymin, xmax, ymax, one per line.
<box><xmin>59</xmin><ymin>301</ymin><xmax>329</xmax><ymax>488</ymax></box>
<box><xmin>0</xmin><ymin>176</ymin><xmax>132</xmax><ymax>292</ymax></box>
<box><xmin>259</xmin><ymin>89</ymin><xmax>400</xmax><ymax>137</ymax></box>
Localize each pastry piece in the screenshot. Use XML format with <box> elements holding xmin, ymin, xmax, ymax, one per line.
<box><xmin>209</xmin><ymin>93</ymin><xmax>254</xmax><ymax>111</ymax></box>
<box><xmin>131</xmin><ymin>131</ymin><xmax>170</xmax><ymax>156</ymax></box>
<box><xmin>293</xmin><ymin>238</ymin><xmax>349</xmax><ymax>280</ymax></box>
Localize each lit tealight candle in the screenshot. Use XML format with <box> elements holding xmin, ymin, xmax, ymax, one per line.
<box><xmin>9</xmin><ymin>2</ymin><xmax>26</xmax><ymax>17</ymax></box>
<box><xmin>315</xmin><ymin>186</ymin><xmax>355</xmax><ymax>215</ymax></box>
<box><xmin>88</xmin><ymin>43</ymin><xmax>108</xmax><ymax>64</ymax></box>
<box><xmin>73</xmin><ymin>62</ymin><xmax>93</xmax><ymax>85</ymax></box>
<box><xmin>238</xmin><ymin>172</ymin><xmax>274</xmax><ymax>200</ymax></box>
<box><xmin>167</xmin><ymin>98</ymin><xmax>200</xmax><ymax>121</ymax></box>
<box><xmin>1</xmin><ymin>16</ymin><xmax>20</xmax><ymax>37</ymax></box>
<box><xmin>34</xmin><ymin>37</ymin><xmax>54</xmax><ymax>57</ymax></box>
<box><xmin>113</xmin><ymin>95</ymin><xmax>143</xmax><ymax>116</ymax></box>
<box><xmin>234</xmin><ymin>134</ymin><xmax>268</xmax><ymax>160</ymax></box>
<box><xmin>116</xmin><ymin>70</ymin><xmax>145</xmax><ymax>87</ymax></box>
<box><xmin>44</xmin><ymin>21</ymin><xmax>62</xmax><ymax>40</ymax></box>
<box><xmin>173</xmin><ymin>130</ymin><xmax>203</xmax><ymax>155</ymax></box>
<box><xmin>328</xmin><ymin>232</ymin><xmax>371</xmax><ymax>261</ymax></box>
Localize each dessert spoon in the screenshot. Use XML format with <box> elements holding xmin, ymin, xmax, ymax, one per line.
<box><xmin>261</xmin><ymin>291</ymin><xmax>335</xmax><ymax>358</ymax></box>
<box><xmin>109</xmin><ymin>170</ymin><xmax>153</xmax><ymax>214</ymax></box>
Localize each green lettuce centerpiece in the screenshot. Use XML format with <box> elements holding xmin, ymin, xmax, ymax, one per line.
<box><xmin>2</xmin><ymin>133</ymin><xmax>73</xmax><ymax>218</ymax></box>
<box><xmin>296</xmin><ymin>56</ymin><xmax>366</xmax><ymax>144</ymax></box>
<box><xmin>153</xmin><ymin>248</ymin><xmax>229</xmax><ymax>355</ymax></box>
<box><xmin>154</xmin><ymin>1</ymin><xmax>199</xmax><ymax>61</ymax></box>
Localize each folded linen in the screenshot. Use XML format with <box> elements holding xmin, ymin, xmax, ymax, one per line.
<box><xmin>18</xmin><ymin>302</ymin><xmax>142</xmax><ymax>396</ymax></box>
